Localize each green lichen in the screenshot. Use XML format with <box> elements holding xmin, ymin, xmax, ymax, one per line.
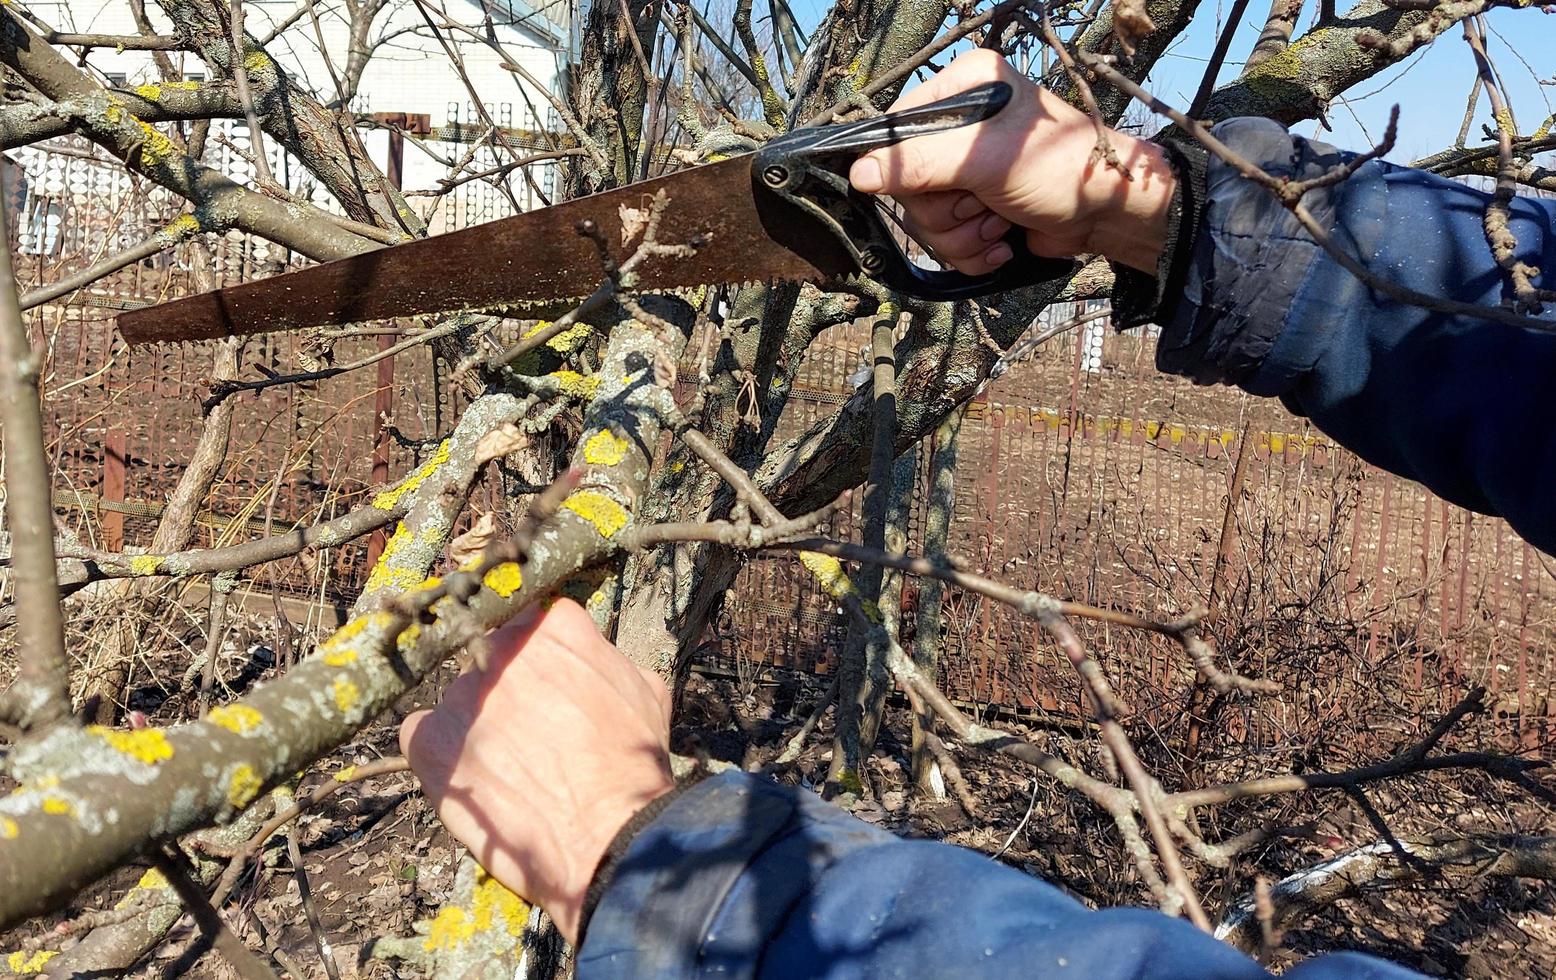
<box><xmin>832</xmin><ymin>768</ymin><xmax>864</xmax><ymax>795</ymax></box>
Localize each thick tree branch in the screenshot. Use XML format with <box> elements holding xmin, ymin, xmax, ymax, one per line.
<box><xmin>0</xmin><ymin>82</ymin><xmax>244</xmax><ymax>151</ymax></box>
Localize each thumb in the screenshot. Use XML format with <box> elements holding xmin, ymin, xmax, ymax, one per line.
<box><xmin>398</xmin><ymin>708</ymin><xmax>434</xmax><ymax>765</ymax></box>
<box><xmin>850</xmin><ymin>137</ymin><xmax>962</xmax><ymax>197</ymax></box>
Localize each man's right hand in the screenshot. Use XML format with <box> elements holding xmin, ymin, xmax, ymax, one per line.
<box><xmin>849</xmin><ymin>50</ymin><xmax>1178</xmax><ymax>275</ymax></box>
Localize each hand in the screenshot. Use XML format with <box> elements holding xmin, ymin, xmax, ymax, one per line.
<box><xmin>400</xmin><ymin>599</ymin><xmax>675</xmax><ymax>944</ymax></box>
<box><xmin>849</xmin><ymin>50</ymin><xmax>1176</xmax><ymax>274</ymax></box>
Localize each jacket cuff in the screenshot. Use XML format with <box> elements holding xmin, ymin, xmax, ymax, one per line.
<box><xmin>1110</xmin><ymin>136</ymin><xmax>1209</xmax><ymax>330</ymax></box>
<box><xmin>576</xmin><ymin>769</ymin><xmax>711</xmax><ymax>947</ymax></box>
<box><xmin>574</xmin><ymin>770</ymin><xmax>894</xmax><ymax>977</ymax></box>
<box><xmin>1153</xmin><ymin>117</ymin><xmax>1361</xmax><ymax>389</ymax></box>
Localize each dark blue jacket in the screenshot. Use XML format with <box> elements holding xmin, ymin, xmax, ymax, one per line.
<box><xmin>579</xmin><ymin>772</ymin><xmax>1421</xmax><ymax>978</ymax></box>
<box><xmin>1156</xmin><ymin>118</ymin><xmax>1556</xmax><ymax>557</ymax></box>
<box><xmin>579</xmin><ymin>122</ymin><xmax>1556</xmax><ymax>977</ymax></box>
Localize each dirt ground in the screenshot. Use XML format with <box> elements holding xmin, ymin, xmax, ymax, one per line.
<box><xmin>4</xmin><ymin>604</ymin><xmax>1554</xmax><ymax>979</ymax></box>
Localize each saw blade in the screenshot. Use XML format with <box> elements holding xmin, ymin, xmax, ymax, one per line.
<box><xmin>116</xmin><ymin>155</ymin><xmax>856</xmax><ymax>344</ymax></box>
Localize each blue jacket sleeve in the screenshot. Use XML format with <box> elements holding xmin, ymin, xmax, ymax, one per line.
<box><xmin>1155</xmin><ymin>118</ymin><xmax>1556</xmax><ymax>556</ymax></box>
<box><xmin>577</xmin><ymin>771</ymin><xmax>1420</xmax><ymax>979</ymax></box>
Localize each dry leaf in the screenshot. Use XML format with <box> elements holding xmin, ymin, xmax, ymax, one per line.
<box><xmin>1112</xmin><ymin>0</ymin><xmax>1157</xmax><ymax>58</ymax></box>
<box><xmin>619</xmin><ymin>202</ymin><xmax>650</xmax><ymax>247</ymax></box>
<box><xmin>474</xmin><ymin>422</ymin><xmax>526</xmax><ymax>466</ymax></box>
<box><xmin>446</xmin><ymin>512</ymin><xmax>497</xmax><ymax>568</ymax></box>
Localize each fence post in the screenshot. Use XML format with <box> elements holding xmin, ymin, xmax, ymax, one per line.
<box><xmin>364</xmin><ymin>113</ymin><xmax>427</xmax><ymax>568</ymax></box>
<box><xmin>101</xmin><ymin>400</ymin><xmax>126</xmax><ymax>552</ymax></box>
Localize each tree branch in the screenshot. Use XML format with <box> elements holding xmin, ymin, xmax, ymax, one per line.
<box><xmin>0</xmin><ymin>181</ymin><xmax>70</xmax><ymax>733</ymax></box>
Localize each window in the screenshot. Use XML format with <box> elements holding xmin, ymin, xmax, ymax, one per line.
<box><xmin>104</xmin><ymin>72</ymin><xmax>127</xmax><ymax>87</ymax></box>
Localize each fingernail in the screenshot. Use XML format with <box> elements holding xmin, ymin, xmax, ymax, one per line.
<box><xmin>985</xmin><ymin>243</ymin><xmax>1013</xmax><ymax>266</ymax></box>
<box><xmin>979</xmin><ymin>213</ymin><xmax>1011</xmax><ymax>242</ymax></box>
<box><xmin>952</xmin><ymin>194</ymin><xmax>984</xmax><ymax>221</ymax></box>
<box><xmin>851</xmin><ymin>157</ymin><xmax>883</xmax><ymax>193</ymax></box>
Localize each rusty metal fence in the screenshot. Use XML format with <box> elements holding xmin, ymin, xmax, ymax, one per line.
<box><xmin>10</xmin><ymin>132</ymin><xmax>447</xmax><ymax>598</ymax></box>
<box><xmin>708</xmin><ymin>311</ymin><xmax>1556</xmax><ymax>754</ymax></box>
<box><xmin>9</xmin><ymin>136</ymin><xmax>1554</xmax><ymax>751</ymax></box>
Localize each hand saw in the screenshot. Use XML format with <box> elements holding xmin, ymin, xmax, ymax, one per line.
<box><xmin>116</xmin><ymin>82</ymin><xmax>1075</xmax><ymax>345</ymax></box>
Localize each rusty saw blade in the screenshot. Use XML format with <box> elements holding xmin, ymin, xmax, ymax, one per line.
<box><xmin>115</xmin><ymin>155</ymin><xmax>855</xmax><ymax>344</ymax></box>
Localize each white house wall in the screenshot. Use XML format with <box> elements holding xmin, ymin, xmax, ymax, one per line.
<box><xmin>20</xmin><ymin>0</ymin><xmax>571</xmax><ymax>208</ymax></box>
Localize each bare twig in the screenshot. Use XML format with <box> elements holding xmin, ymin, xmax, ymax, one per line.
<box><xmin>54</xmin><ymin>478</ymin><xmax>408</xmax><ymax>592</ymax></box>
<box><xmin>202</xmin><ymin>317</ymin><xmax>467</xmax><ymax>413</ymax></box>
<box><xmin>1463</xmin><ymin>17</ymin><xmax>1553</xmax><ymax>313</ymax></box>
<box><xmin>804</xmin><ymin>0</ymin><xmax>1039</xmax><ymax>125</ymax></box>
<box><xmin>151</xmin><ymin>847</ymin><xmax>280</xmax><ymax>980</ymax></box>
<box><xmin>0</xmin><ymin>188</ymin><xmax>70</xmax><ymax>732</ymax></box>
<box><xmin>20</xmin><ymin>212</ymin><xmax>218</xmax><ymax>311</ymax></box>
<box><xmin>42</xmin><ymin>30</ymin><xmax>186</xmax><ymax>50</ymax></box>
<box><xmin>212</xmin><ymin>758</ymin><xmax>411</xmax><ymax>906</ymax></box>
<box><xmin>830</xmin><ymin>310</ymin><xmax>903</xmax><ymax>790</ymax></box>
<box><xmin>285</xmin><ymin>819</ymin><xmax>342</xmax><ymax>980</ymax></box>
<box><xmin>992</xmin><ymin>777</ymin><xmax>1039</xmax><ymax>859</ymax></box>
<box><xmin>228</xmin><ymin>0</ymin><xmax>275</xmax><ymax>183</ymax></box>
<box><xmin>1078</xmin><ymin>52</ymin><xmax>1556</xmax><ymax>333</ymax></box>
<box><xmin>769</xmin><ymin>675</ymin><xmax>839</xmax><ymax>766</ymax></box>
<box><xmin>1188</xmin><ymin>0</ymin><xmax>1254</xmax><ymax>119</ymax></box>
<box><xmin>197</xmin><ymin>572</ymin><xmax>239</xmax><ymax>715</ymax></box>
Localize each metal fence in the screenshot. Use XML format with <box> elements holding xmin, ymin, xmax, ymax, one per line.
<box><xmin>9</xmin><ymin>136</ymin><xmax>1554</xmax><ymax>752</ymax></box>
<box><xmin>706</xmin><ymin>311</ymin><xmax>1556</xmax><ymax>754</ymax></box>
<box><xmin>11</xmin><ymin>132</ymin><xmax>449</xmax><ymax>596</ymax></box>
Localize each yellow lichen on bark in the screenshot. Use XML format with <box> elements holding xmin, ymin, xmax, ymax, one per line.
<box><xmin>798</xmin><ymin>552</ymin><xmax>880</xmax><ymax>622</ymax></box>
<box><xmin>373</xmin><ymin>441</ymin><xmax>452</xmax><ymax>510</ymax></box>
<box><xmin>482</xmin><ymin>562</ymin><xmax>523</xmax><ymax>598</ymax></box>
<box><xmin>208</xmin><ymin>704</ymin><xmax>265</xmax><ymax>736</ymax></box>
<box><xmin>582</xmin><ymin>429</ymin><xmax>631</xmax><ymax>466</ymax></box>
<box><xmin>227</xmin><ymin>764</ymin><xmax>263</xmax><ymax>808</ymax></box>
<box><xmin>561</xmin><ymin>491</ymin><xmax>629</xmax><ymax>538</ymax></box>
<box><xmin>5</xmin><ymin>950</ymin><xmax>58</xmax><ymax>974</ymax></box>
<box><xmin>332</xmin><ymin>678</ymin><xmax>362</xmax><ymax>714</ymax></box>
<box><xmin>549</xmin><ymin>369</ymin><xmax>600</xmax><ymax>399</ymax></box>
<box><xmin>134</xmin><ymin>120</ymin><xmax>180</xmax><ymax>167</ymax></box>
<box><xmin>86</xmin><ymin>726</ymin><xmax>175</xmax><ymax>764</ymax></box>
<box><xmin>40</xmin><ymin>797</ymin><xmax>73</xmax><ymax>817</ymax></box>
<box><xmin>422</xmin><ymin>870</ymin><xmax>529</xmax><ymax>951</ymax></box>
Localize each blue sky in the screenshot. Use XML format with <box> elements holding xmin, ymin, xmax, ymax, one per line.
<box><xmin>786</xmin><ymin>2</ymin><xmax>1555</xmax><ymax>163</ymax></box>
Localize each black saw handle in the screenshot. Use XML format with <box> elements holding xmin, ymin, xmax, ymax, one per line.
<box><xmin>753</xmin><ymin>81</ymin><xmax>1076</xmax><ymax>300</ymax></box>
